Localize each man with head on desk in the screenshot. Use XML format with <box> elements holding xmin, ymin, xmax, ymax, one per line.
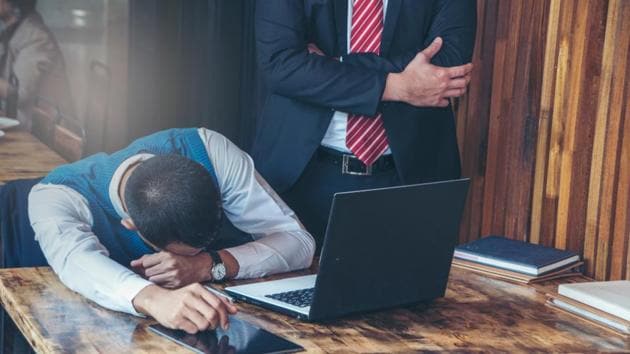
<box><xmin>252</xmin><ymin>0</ymin><xmax>476</xmax><ymax>248</ymax></box>
<box><xmin>27</xmin><ymin>128</ymin><xmax>315</xmax><ymax>334</ymax></box>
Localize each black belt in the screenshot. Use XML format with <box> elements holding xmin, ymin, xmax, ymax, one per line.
<box><xmin>317</xmin><ymin>147</ymin><xmax>395</xmax><ymax>176</ymax></box>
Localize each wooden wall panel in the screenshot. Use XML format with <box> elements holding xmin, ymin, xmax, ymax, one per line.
<box><xmin>454</xmin><ymin>0</ymin><xmax>499</xmax><ymax>244</ymax></box>
<box><xmin>456</xmin><ymin>0</ymin><xmax>630</xmax><ymax>281</ymax></box>
<box><xmin>587</xmin><ymin>0</ymin><xmax>630</xmax><ymax>279</ymax></box>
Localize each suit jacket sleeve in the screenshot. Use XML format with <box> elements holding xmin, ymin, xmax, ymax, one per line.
<box><xmin>256</xmin><ymin>0</ymin><xmax>388</xmax><ymax>116</ymax></box>
<box><xmin>341</xmin><ymin>0</ymin><xmax>477</xmax><ymax>72</ymax></box>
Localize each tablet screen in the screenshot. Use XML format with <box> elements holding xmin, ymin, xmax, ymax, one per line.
<box><xmin>148</xmin><ymin>317</ymin><xmax>303</xmax><ymax>354</ymax></box>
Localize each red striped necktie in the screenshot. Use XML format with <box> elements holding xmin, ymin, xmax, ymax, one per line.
<box><xmin>346</xmin><ymin>0</ymin><xmax>388</xmax><ymax>166</ymax></box>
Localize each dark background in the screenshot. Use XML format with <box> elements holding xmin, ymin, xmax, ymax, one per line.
<box><xmin>127</xmin><ymin>0</ymin><xmax>258</xmax><ymax>151</ymax></box>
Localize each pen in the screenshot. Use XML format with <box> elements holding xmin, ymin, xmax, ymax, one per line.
<box><xmin>204</xmin><ymin>285</ymin><xmax>236</xmax><ymax>303</ymax></box>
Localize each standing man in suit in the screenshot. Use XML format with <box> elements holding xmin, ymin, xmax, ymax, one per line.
<box><xmin>253</xmin><ymin>0</ymin><xmax>476</xmax><ymax>248</ymax></box>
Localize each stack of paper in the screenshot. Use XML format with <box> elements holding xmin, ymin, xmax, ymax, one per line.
<box><xmin>452</xmin><ymin>236</ymin><xmax>583</xmax><ymax>284</ymax></box>
<box><xmin>547</xmin><ymin>281</ymin><xmax>630</xmax><ymax>336</ymax></box>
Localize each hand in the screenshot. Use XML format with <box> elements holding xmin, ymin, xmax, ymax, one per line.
<box><xmin>307</xmin><ymin>43</ymin><xmax>325</xmax><ymax>56</ymax></box>
<box><xmin>308</xmin><ymin>43</ymin><xmax>340</xmax><ymax>61</ymax></box>
<box><xmin>133</xmin><ymin>284</ymin><xmax>238</xmax><ymax>334</ymax></box>
<box><xmin>383</xmin><ymin>37</ymin><xmax>473</xmax><ymax>107</ymax></box>
<box><xmin>131</xmin><ymin>251</ymin><xmax>212</xmax><ymax>288</ymax></box>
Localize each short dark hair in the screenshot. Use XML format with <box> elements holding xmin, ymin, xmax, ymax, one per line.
<box><xmin>124</xmin><ymin>154</ymin><xmax>223</xmax><ymax>250</ymax></box>
<box><xmin>8</xmin><ymin>0</ymin><xmax>37</xmax><ymax>15</ymax></box>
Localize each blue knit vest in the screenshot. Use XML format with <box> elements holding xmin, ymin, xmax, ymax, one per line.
<box><xmin>41</xmin><ymin>128</ymin><xmax>218</xmax><ymax>266</ymax></box>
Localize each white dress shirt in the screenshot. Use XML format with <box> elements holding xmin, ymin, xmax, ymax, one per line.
<box><xmin>320</xmin><ymin>0</ymin><xmax>392</xmax><ymax>155</ymax></box>
<box><xmin>28</xmin><ymin>128</ymin><xmax>315</xmax><ymax>316</ymax></box>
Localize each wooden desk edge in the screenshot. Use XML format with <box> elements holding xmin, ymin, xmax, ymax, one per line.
<box><xmin>0</xmin><ymin>268</ymin><xmax>61</xmax><ymax>353</ymax></box>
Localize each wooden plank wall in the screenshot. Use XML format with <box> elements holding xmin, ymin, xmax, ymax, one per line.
<box><xmin>455</xmin><ymin>0</ymin><xmax>630</xmax><ymax>281</ymax></box>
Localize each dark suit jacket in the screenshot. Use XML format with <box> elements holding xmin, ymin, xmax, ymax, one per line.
<box><xmin>252</xmin><ymin>0</ymin><xmax>477</xmax><ymax>192</ymax></box>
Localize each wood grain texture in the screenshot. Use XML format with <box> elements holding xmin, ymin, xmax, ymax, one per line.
<box><xmin>0</xmin><ymin>130</ymin><xmax>66</xmax><ymax>184</ymax></box>
<box><xmin>456</xmin><ymin>0</ymin><xmax>630</xmax><ymax>281</ymax></box>
<box><xmin>1</xmin><ymin>266</ymin><xmax>630</xmax><ymax>353</ymax></box>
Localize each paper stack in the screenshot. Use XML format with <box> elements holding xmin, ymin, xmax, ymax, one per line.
<box><xmin>547</xmin><ymin>281</ymin><xmax>630</xmax><ymax>336</ymax></box>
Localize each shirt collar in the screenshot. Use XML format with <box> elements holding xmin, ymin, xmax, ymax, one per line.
<box><xmin>108</xmin><ymin>153</ymin><xmax>155</xmax><ymax>219</ymax></box>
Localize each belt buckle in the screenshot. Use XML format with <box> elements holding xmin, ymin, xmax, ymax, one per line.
<box><xmin>342</xmin><ymin>154</ymin><xmax>372</xmax><ymax>176</ymax></box>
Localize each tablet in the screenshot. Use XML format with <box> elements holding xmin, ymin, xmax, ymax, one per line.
<box><xmin>148</xmin><ymin>317</ymin><xmax>303</xmax><ymax>354</ymax></box>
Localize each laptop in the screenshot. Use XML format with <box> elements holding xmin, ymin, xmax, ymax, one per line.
<box><xmin>225</xmin><ymin>178</ymin><xmax>470</xmax><ymax>322</ymax></box>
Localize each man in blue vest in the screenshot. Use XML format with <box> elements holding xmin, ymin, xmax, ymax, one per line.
<box><xmin>28</xmin><ymin>128</ymin><xmax>315</xmax><ymax>334</ymax></box>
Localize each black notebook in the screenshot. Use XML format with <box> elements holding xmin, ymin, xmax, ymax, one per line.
<box><xmin>149</xmin><ymin>317</ymin><xmax>303</xmax><ymax>354</ymax></box>
<box><xmin>454</xmin><ymin>236</ymin><xmax>580</xmax><ymax>276</ymax></box>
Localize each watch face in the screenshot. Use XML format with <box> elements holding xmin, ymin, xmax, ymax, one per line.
<box><xmin>212</xmin><ymin>263</ymin><xmax>226</xmax><ymax>281</ymax></box>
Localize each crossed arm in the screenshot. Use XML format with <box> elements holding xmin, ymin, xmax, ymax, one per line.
<box><xmin>257</xmin><ymin>0</ymin><xmax>476</xmax><ymax>111</ymax></box>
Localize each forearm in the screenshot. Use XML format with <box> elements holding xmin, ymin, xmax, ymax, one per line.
<box><xmin>55</xmin><ymin>248</ymin><xmax>153</xmax><ymax>315</ymax></box>
<box><xmin>256</xmin><ymin>0</ymin><xmax>386</xmax><ymax>116</ymax></box>
<box><xmin>341</xmin><ymin>53</ymin><xmax>417</xmax><ymax>104</ymax></box>
<box><xmin>175</xmin><ymin>249</ymin><xmax>240</xmax><ymax>281</ymax></box>
<box><xmin>343</xmin><ymin>0</ymin><xmax>477</xmax><ymax>96</ymax></box>
<box><xmin>226</xmin><ymin>230</ymin><xmax>315</xmax><ymax>279</ymax></box>
<box><xmin>260</xmin><ymin>50</ymin><xmax>387</xmax><ymax>115</ymax></box>
<box><xmin>338</xmin><ymin>52</ymin><xmax>460</xmax><ymax>105</ymax></box>
<box><xmin>381</xmin><ymin>72</ymin><xmax>406</xmax><ymax>102</ymax></box>
<box><xmin>33</xmin><ymin>216</ymin><xmax>151</xmax><ymax>315</ymax></box>
<box><xmin>342</xmin><ymin>52</ymin><xmax>417</xmax><ymax>73</ymax></box>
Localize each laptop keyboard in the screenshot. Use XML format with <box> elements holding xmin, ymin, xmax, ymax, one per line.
<box><xmin>265</xmin><ymin>288</ymin><xmax>314</xmax><ymax>308</ymax></box>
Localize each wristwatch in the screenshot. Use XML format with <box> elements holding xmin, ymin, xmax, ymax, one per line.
<box><xmin>208</xmin><ymin>250</ymin><xmax>227</xmax><ymax>282</ymax></box>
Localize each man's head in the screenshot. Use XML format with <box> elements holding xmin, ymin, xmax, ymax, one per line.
<box><xmin>122</xmin><ymin>154</ymin><xmax>222</xmax><ymax>253</ymax></box>
<box><xmin>0</xmin><ymin>0</ymin><xmax>36</xmax><ymax>20</ymax></box>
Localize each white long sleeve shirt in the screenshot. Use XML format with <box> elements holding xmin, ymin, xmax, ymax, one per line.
<box><xmin>28</xmin><ymin>128</ymin><xmax>315</xmax><ymax>316</ymax></box>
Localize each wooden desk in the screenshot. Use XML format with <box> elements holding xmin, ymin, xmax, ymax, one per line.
<box><xmin>0</xmin><ymin>129</ymin><xmax>66</xmax><ymax>184</ymax></box>
<box><xmin>0</xmin><ymin>129</ymin><xmax>67</xmax><ymax>351</ymax></box>
<box><xmin>0</xmin><ymin>266</ymin><xmax>628</xmax><ymax>353</ymax></box>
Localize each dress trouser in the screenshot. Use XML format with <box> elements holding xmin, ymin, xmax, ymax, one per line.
<box><xmin>281</xmin><ymin>148</ymin><xmax>400</xmax><ymax>251</ymax></box>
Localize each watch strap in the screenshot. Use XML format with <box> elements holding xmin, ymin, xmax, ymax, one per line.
<box><xmin>207</xmin><ymin>250</ymin><xmax>225</xmax><ymax>281</ymax></box>
<box><xmin>208</xmin><ymin>250</ymin><xmax>223</xmax><ymax>267</ymax></box>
